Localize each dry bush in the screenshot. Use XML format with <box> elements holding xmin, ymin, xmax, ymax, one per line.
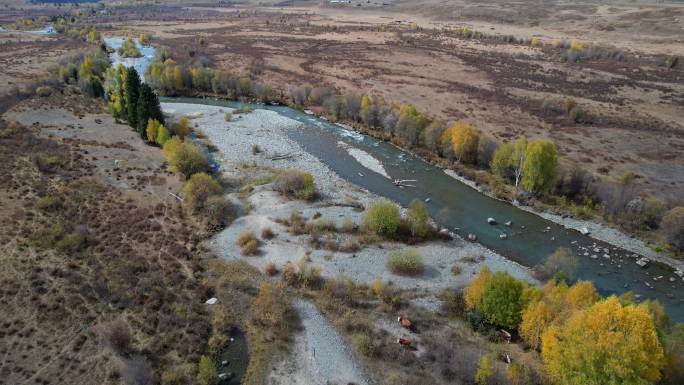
<box><xmin>261</xmin><ymin>227</ymin><xmax>275</xmax><ymax>240</ymax></box>
<box><xmin>288</xmin><ymin>211</ymin><xmax>306</xmax><ymax>235</ymax></box>
<box><xmin>339</xmin><ymin>238</ymin><xmax>361</xmax><ymax>253</ymax></box>
<box><xmin>95</xmin><ymin>318</ymin><xmax>132</xmax><ymax>355</ymax></box>
<box><xmin>273</xmin><ymin>169</ymin><xmax>316</xmax><ymax>201</ymax></box>
<box><xmin>387</xmin><ymin>249</ymin><xmax>424</xmax><ymax>276</ymax></box>
<box><xmin>352</xmin><ymin>332</ymin><xmax>375</xmax><ymax>357</ymax></box>
<box><xmin>182</xmin><ymin>172</ymin><xmax>222</xmax><ymax>214</ymax></box>
<box><xmin>237</xmin><ymin>230</ymin><xmax>260</xmax><ymax>256</ymax></box>
<box><xmin>265</xmin><ymin>261</ymin><xmax>278</xmax><ymax>276</ymax></box>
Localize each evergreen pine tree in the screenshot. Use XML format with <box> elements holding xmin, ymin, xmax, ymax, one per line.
<box><xmin>136</xmin><ymin>83</ymin><xmax>165</xmax><ymax>138</ymax></box>
<box><xmin>124</xmin><ymin>67</ymin><xmax>141</xmax><ymax>128</ymax></box>
<box><xmin>136</xmin><ymin>83</ymin><xmax>153</xmax><ymax>138</ymax></box>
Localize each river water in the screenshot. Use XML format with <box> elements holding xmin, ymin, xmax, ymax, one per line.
<box><xmin>101</xmin><ymin>38</ymin><xmax>682</xmax><ymax>321</ymax></box>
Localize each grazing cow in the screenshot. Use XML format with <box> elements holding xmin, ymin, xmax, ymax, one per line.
<box><xmin>398</xmin><ymin>316</ymin><xmax>412</xmax><ymax>330</ymax></box>
<box><xmin>397</xmin><ymin>338</ymin><xmax>412</xmax><ymax>347</ymax></box>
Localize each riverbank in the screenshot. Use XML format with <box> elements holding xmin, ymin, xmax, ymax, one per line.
<box><xmin>162</xmin><ymin>102</ymin><xmax>537</xmax><ymax>292</ymax></box>
<box><xmin>442</xmin><ymin>169</ymin><xmax>684</xmax><ymax>273</ymax></box>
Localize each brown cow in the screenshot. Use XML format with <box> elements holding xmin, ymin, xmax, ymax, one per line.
<box><xmin>398</xmin><ymin>316</ymin><xmax>412</xmax><ymax>330</ymax></box>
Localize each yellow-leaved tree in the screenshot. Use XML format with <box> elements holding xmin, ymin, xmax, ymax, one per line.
<box><xmin>520</xmin><ymin>300</ymin><xmax>555</xmax><ymax>350</ymax></box>
<box><xmin>521</xmin><ymin>139</ymin><xmax>558</xmax><ymax>195</ymax></box>
<box><xmin>541</xmin><ymin>296</ymin><xmax>664</xmax><ymax>385</ymax></box>
<box><xmin>464</xmin><ymin>266</ymin><xmax>492</xmax><ymax>310</ymax></box>
<box><xmin>441</xmin><ymin>122</ymin><xmax>480</xmax><ymax>164</ymax></box>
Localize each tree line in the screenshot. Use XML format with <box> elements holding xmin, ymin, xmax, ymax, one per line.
<box><xmin>463</xmin><ymin>266</ymin><xmax>683</xmax><ymax>385</ymax></box>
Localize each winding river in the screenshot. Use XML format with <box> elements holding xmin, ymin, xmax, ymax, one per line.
<box><xmin>102</xmin><ymin>38</ymin><xmax>683</xmax><ymax>322</ymax></box>
<box><xmin>165</xmin><ymin>96</ymin><xmax>684</xmax><ymax>322</ymax></box>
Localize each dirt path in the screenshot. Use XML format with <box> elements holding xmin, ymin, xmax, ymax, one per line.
<box><xmin>268</xmin><ymin>299</ymin><xmax>369</xmax><ymax>385</ymax></box>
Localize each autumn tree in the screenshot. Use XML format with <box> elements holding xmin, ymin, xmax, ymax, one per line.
<box><xmin>422</xmin><ymin>119</ymin><xmax>447</xmax><ymax>153</ymax></box>
<box><xmin>491</xmin><ymin>136</ymin><xmax>527</xmax><ymax>187</ymax></box>
<box><xmin>521</xmin><ymin>139</ymin><xmax>558</xmax><ymax>195</ymax></box>
<box><xmin>479</xmin><ymin>271</ymin><xmax>526</xmax><ymax>329</ymax></box>
<box><xmin>441</xmin><ymin>122</ymin><xmax>480</xmax><ymax>163</ymax></box>
<box><xmin>156</xmin><ymin>124</ymin><xmax>170</xmax><ymax>146</ymax></box>
<box><xmin>360</xmin><ymin>95</ymin><xmax>375</xmax><ymax>127</ymax></box>
<box><xmin>520</xmin><ymin>300</ymin><xmax>555</xmax><ymax>349</ymax></box>
<box><xmin>395</xmin><ymin>104</ymin><xmax>428</xmax><ymax>147</ymax></box>
<box><xmin>104</xmin><ymin>64</ymin><xmax>127</xmax><ymax>120</ymax></box>
<box><xmin>464</xmin><ymin>266</ymin><xmax>493</xmax><ymax>310</ymax></box>
<box><xmin>145</xmin><ymin>119</ymin><xmax>163</xmax><ymax>143</ymax></box>
<box><xmin>541</xmin><ymin>296</ymin><xmax>664</xmax><ymax>385</ymax></box>
<box><xmin>174</xmin><ymin>116</ymin><xmax>191</xmax><ymax>140</ymax></box>
<box><xmin>124</xmin><ymin>66</ymin><xmax>141</xmax><ymax>128</ymax></box>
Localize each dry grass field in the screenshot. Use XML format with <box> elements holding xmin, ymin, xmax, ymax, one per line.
<box><xmin>96</xmin><ymin>0</ymin><xmax>684</xmax><ymax>204</ymax></box>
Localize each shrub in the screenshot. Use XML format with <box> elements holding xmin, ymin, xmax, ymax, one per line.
<box><xmin>273</xmin><ymin>169</ymin><xmax>316</xmax><ymax>201</ymax></box>
<box><xmin>56</xmin><ymin>232</ymin><xmax>86</xmax><ymax>252</ymax></box>
<box><xmin>282</xmin><ymin>261</ymin><xmax>298</xmax><ymax>286</ymax></box>
<box><xmin>406</xmin><ymin>199</ymin><xmax>429</xmax><ymax>237</ymax></box>
<box><xmin>203</xmin><ymin>195</ymin><xmax>232</xmax><ymax>229</ymax></box>
<box><xmin>173</xmin><ymin>116</ymin><xmax>191</xmax><ymax>139</ymax></box>
<box><xmin>224</xmin><ymin>112</ymin><xmax>232</xmax><ymax>121</ymax></box>
<box><xmin>340</xmin><ymin>216</ymin><xmax>357</xmax><ymax>233</ymax></box>
<box><xmin>118</xmin><ymin>37</ymin><xmax>142</xmax><ymax>58</ymax></box>
<box><xmin>475</xmin><ymin>354</ymin><xmax>493</xmax><ymax>385</ymax></box>
<box><xmin>363</xmin><ymin>199</ymin><xmax>401</xmax><ymax>237</ymax></box>
<box><xmin>95</xmin><ymin>319</ymin><xmax>132</xmax><ymax>355</ymax></box>
<box><xmin>387</xmin><ymin>249</ymin><xmax>424</xmax><ymax>276</ymax></box>
<box><xmin>261</xmin><ymin>227</ymin><xmax>275</xmax><ymax>239</ymax></box>
<box><xmin>35</xmin><ymin>86</ymin><xmax>52</xmax><ymax>97</ymax></box>
<box><xmin>353</xmin><ymin>332</ymin><xmax>375</xmax><ymax>357</ymax></box>
<box><xmin>251</xmin><ymin>282</ymin><xmax>289</xmax><ymax>330</ymax></box>
<box><xmin>163</xmin><ymin>138</ymin><xmax>209</xmax><ymax>178</ymax></box>
<box><xmin>233</xmin><ymin>106</ymin><xmax>252</xmax><ymax>114</ymax></box>
<box><xmin>536</xmin><ymin>247</ymin><xmax>578</xmax><ymax>281</ymax></box>
<box><xmin>265</xmin><ymin>261</ymin><xmax>278</xmax><ymax>276</ymax></box>
<box><xmin>36</xmin><ymin>195</ymin><xmax>63</xmax><ymax>212</ymax></box>
<box><xmin>662</xmin><ymin>207</ymin><xmax>684</xmax><ymax>251</ymax></box>
<box><xmin>196</xmin><ymin>355</ymin><xmax>218</xmax><ymax>385</ymax></box>
<box><xmin>251</xmin><ymin>144</ymin><xmax>261</xmax><ymax>154</ymax></box>
<box><xmin>237</xmin><ymin>231</ymin><xmax>259</xmax><ymax>256</ymax></box>
<box><xmin>568</xmin><ymin>105</ymin><xmax>584</xmax><ymax>123</ymax></box>
<box><xmin>182</xmin><ymin>173</ymin><xmax>222</xmax><ymax>214</ymax></box>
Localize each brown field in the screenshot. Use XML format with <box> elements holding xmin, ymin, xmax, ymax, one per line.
<box><xmin>90</xmin><ymin>0</ymin><xmax>684</xmax><ymax>204</ymax></box>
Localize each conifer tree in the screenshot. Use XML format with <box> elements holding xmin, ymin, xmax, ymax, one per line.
<box><xmin>125</xmin><ymin>66</ymin><xmax>141</xmax><ymax>129</ymax></box>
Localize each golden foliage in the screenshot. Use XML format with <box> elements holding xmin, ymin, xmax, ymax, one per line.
<box><xmin>441</xmin><ymin>121</ymin><xmax>480</xmax><ymax>164</ymax></box>
<box><xmin>541</xmin><ymin>296</ymin><xmax>664</xmax><ymax>385</ymax></box>
<box><xmin>464</xmin><ymin>266</ymin><xmax>492</xmax><ymax>310</ymax></box>
<box><xmin>520</xmin><ymin>300</ymin><xmax>555</xmax><ymax>350</ymax></box>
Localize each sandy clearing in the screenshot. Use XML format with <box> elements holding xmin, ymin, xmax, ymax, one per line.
<box><xmin>268</xmin><ymin>299</ymin><xmax>370</xmax><ymax>385</ymax></box>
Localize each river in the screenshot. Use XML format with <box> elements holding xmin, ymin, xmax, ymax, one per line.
<box><xmin>102</xmin><ymin>38</ymin><xmax>683</xmax><ymax>322</ymax></box>
<box><xmin>163</xmin><ymin>96</ymin><xmax>684</xmax><ymax>322</ymax></box>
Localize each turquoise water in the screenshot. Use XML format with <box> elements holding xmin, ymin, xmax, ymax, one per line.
<box><xmin>162</xmin><ymin>96</ymin><xmax>684</xmax><ymax>322</ymax></box>
<box><xmin>103</xmin><ymin>37</ymin><xmax>156</xmax><ymax>81</ymax></box>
